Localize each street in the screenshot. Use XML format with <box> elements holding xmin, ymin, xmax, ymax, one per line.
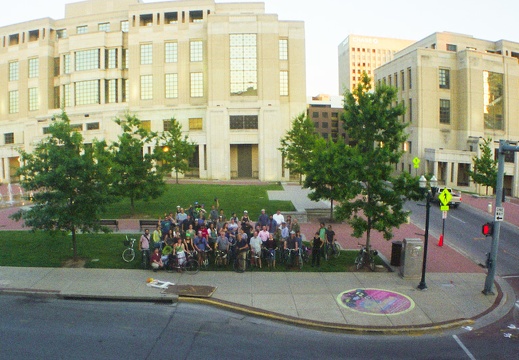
<box><xmin>1</xmin><ymin>295</ymin><xmax>518</xmax><ymax>360</ymax></box>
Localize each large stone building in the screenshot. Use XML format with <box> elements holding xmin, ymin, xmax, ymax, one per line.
<box><xmin>307</xmin><ymin>94</ymin><xmax>345</xmax><ymax>142</ymax></box>
<box><xmin>375</xmin><ymin>32</ymin><xmax>519</xmax><ymax>196</ymax></box>
<box><xmin>338</xmin><ymin>34</ymin><xmax>414</xmax><ymax>94</ymax></box>
<box><xmin>0</xmin><ymin>0</ymin><xmax>306</xmax><ymax>183</ymax></box>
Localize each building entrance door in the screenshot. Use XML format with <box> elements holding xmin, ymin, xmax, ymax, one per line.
<box><xmin>237</xmin><ymin>144</ymin><xmax>252</xmax><ymax>178</ymax></box>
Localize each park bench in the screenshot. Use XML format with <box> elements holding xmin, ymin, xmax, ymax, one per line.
<box><xmin>100</xmin><ymin>219</ymin><xmax>119</xmax><ymax>231</ymax></box>
<box><xmin>139</xmin><ymin>219</ymin><xmax>159</xmax><ymax>232</ymax></box>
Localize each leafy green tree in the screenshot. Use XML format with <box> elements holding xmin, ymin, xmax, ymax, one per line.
<box><xmin>154</xmin><ymin>118</ymin><xmax>195</xmax><ymax>184</ymax></box>
<box><xmin>279</xmin><ymin>113</ymin><xmax>320</xmax><ymax>183</ymax></box>
<box><xmin>468</xmin><ymin>137</ymin><xmax>498</xmax><ymax>195</ymax></box>
<box><xmin>111</xmin><ymin>114</ymin><xmax>164</xmax><ymax>213</ymax></box>
<box><xmin>306</xmin><ymin>74</ymin><xmax>421</xmax><ymax>264</ymax></box>
<box><xmin>10</xmin><ymin>111</ymin><xmax>115</xmax><ymax>259</ymax></box>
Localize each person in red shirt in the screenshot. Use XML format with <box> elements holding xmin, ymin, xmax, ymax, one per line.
<box><xmin>150</xmin><ymin>248</ymin><xmax>164</xmax><ymax>272</ymax></box>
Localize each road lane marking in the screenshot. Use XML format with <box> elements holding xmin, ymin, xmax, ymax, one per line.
<box><xmin>453</xmin><ymin>335</ymin><xmax>476</xmax><ymax>360</ymax></box>
<box><xmin>450</xmin><ymin>215</ymin><xmax>466</xmax><ymax>223</ymax></box>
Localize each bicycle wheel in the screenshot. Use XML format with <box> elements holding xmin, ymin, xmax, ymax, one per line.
<box><xmin>233</xmin><ymin>256</ymin><xmax>246</xmax><ymax>273</ymax></box>
<box><xmin>355</xmin><ymin>252</ymin><xmax>364</xmax><ymax>270</ymax></box>
<box><xmin>184</xmin><ymin>259</ymin><xmax>200</xmax><ymax>274</ymax></box>
<box><xmin>122</xmin><ymin>248</ymin><xmax>135</xmax><ymax>262</ymax></box>
<box><xmin>298</xmin><ymin>254</ymin><xmax>303</xmax><ymax>269</ymax></box>
<box><xmin>333</xmin><ymin>243</ymin><xmax>341</xmax><ymax>259</ymax></box>
<box><xmin>369</xmin><ymin>255</ymin><xmax>376</xmax><ymax>271</ymax></box>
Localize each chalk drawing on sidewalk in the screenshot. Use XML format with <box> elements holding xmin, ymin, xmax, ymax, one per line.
<box><xmin>337</xmin><ymin>288</ymin><xmax>415</xmax><ymax>315</ymax></box>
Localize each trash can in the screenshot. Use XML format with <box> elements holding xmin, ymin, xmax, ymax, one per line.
<box><xmin>391</xmin><ymin>241</ymin><xmax>403</xmax><ymax>266</ymax></box>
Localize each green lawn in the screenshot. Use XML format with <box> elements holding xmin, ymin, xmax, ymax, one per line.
<box><xmin>101</xmin><ymin>183</ymin><xmax>295</xmax><ymax>219</ymax></box>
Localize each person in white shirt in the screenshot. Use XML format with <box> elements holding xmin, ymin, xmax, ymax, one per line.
<box><xmin>272</xmin><ymin>209</ymin><xmax>284</xmax><ymax>227</ymax></box>
<box><xmin>249</xmin><ymin>230</ymin><xmax>262</xmax><ymax>268</ymax></box>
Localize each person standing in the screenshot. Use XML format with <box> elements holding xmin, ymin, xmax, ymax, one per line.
<box><xmin>139</xmin><ymin>229</ymin><xmax>151</xmax><ymax>268</ymax></box>
<box><xmin>257</xmin><ymin>209</ymin><xmax>269</xmax><ymax>228</ymax></box>
<box><xmin>152</xmin><ymin>225</ymin><xmax>162</xmax><ymax>249</ymax></box>
<box><xmin>311</xmin><ymin>232</ymin><xmax>323</xmax><ymax>268</ymax></box>
<box><xmin>272</xmin><ymin>209</ymin><xmax>284</xmax><ymax>227</ymax></box>
<box><xmin>319</xmin><ymin>222</ymin><xmax>327</xmax><ymax>260</ymax></box>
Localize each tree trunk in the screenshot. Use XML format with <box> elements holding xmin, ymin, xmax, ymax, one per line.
<box><xmin>130</xmin><ymin>197</ymin><xmax>135</xmax><ymax>214</ymax></box>
<box><xmin>330</xmin><ymin>197</ymin><xmax>334</xmax><ymax>221</ymax></box>
<box><xmin>71</xmin><ymin>227</ymin><xmax>78</xmax><ymax>260</ymax></box>
<box><xmin>176</xmin><ymin>171</ymin><xmax>179</xmax><ymax>184</ymax></box>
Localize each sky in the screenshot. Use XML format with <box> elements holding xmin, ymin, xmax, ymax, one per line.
<box><xmin>1</xmin><ymin>0</ymin><xmax>519</xmax><ymax>96</ymax></box>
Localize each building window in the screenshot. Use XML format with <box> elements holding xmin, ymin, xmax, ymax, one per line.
<box><xmin>280</xmin><ymin>71</ymin><xmax>289</xmax><ymax>96</ymax></box>
<box><xmin>230</xmin><ymin>33</ymin><xmax>257</xmax><ymax>96</ymax></box>
<box><xmin>122</xmin><ymin>49</ymin><xmax>129</xmax><ymax>69</ymax></box>
<box><xmin>75</xmin><ymin>49</ymin><xmax>100</xmax><ymax>71</ymax></box>
<box><xmin>63</xmin><ymin>84</ymin><xmax>72</xmax><ymax>107</ymax></box>
<box><xmin>407</xmin><ymin>67</ymin><xmax>412</xmax><ymax>89</ymax></box>
<box><xmin>75</xmin><ymin>80</ymin><xmax>100</xmax><ymax>105</ymax></box>
<box><xmin>87</xmin><ymin>122</ymin><xmax>100</xmax><ymax>130</ymax></box>
<box><xmin>165</xmin><ymin>12</ymin><xmax>178</xmax><ymax>24</ymax></box>
<box><xmin>140</xmin><ymin>75</ymin><xmax>153</xmax><ymax>100</ymax></box>
<box><xmin>165</xmin><ymin>73</ymin><xmax>178</xmax><ymax>99</ymax></box>
<box><xmin>28</xmin><ymin>57</ymin><xmax>39</xmax><ymax>78</ymax></box>
<box><xmin>165</xmin><ymin>42</ymin><xmax>178</xmax><ymax>63</ymax></box>
<box><xmin>9</xmin><ymin>61</ymin><xmax>18</xmax><ymax>81</ymax></box>
<box><xmin>9</xmin><ymin>91</ymin><xmax>19</xmax><ymax>113</ymax></box>
<box><xmin>190</xmin><ymin>72</ymin><xmax>203</xmax><ymax>98</ymax></box>
<box><xmin>77</xmin><ymin>25</ymin><xmax>88</xmax><ymax>34</ymax></box>
<box><xmin>56</xmin><ymin>29</ymin><xmax>67</xmax><ymax>39</ymax></box>
<box><xmin>9</xmin><ymin>34</ymin><xmax>19</xmax><ymax>46</ymax></box>
<box><xmin>439</xmin><ymin>99</ymin><xmax>451</xmax><ymax>124</ymax></box>
<box><xmin>140</xmin><ymin>14</ymin><xmax>153</xmax><ymax>27</ymax></box>
<box><xmin>322</xmin><ymin>122</ymin><xmax>329</xmax><ymax>128</ymax></box>
<box><xmin>394</xmin><ymin>72</ymin><xmax>398</xmax><ymax>88</ymax></box>
<box><xmin>54</xmin><ymin>86</ymin><xmax>60</xmax><ymax>109</ymax></box>
<box><xmin>4</xmin><ymin>133</ymin><xmax>14</xmax><ymax>144</ymax></box>
<box><xmin>122</xmin><ymin>79</ymin><xmax>128</xmax><ymax>102</ymax></box>
<box><xmin>140</xmin><ymin>43</ymin><xmax>153</xmax><ymax>65</ymax></box>
<box><xmin>105</xmin><ymin>48</ymin><xmax>118</xmax><ymax>69</ymax></box>
<box><xmin>29</xmin><ymin>87</ymin><xmax>39</xmax><ymax>111</ymax></box>
<box><xmin>70</xmin><ymin>124</ymin><xmax>83</xmax><ymax>132</ymax></box>
<box><xmin>98</xmin><ymin>22</ymin><xmax>110</xmax><ymax>32</ymax></box>
<box><xmin>189</xmin><ymin>10</ymin><xmax>204</xmax><ymax>23</ymax></box>
<box><xmin>439</xmin><ymin>68</ymin><xmax>450</xmax><ymax>89</ymax></box>
<box><xmin>447</xmin><ymin>44</ymin><xmax>457</xmax><ymax>52</ymax></box>
<box><xmin>401</xmin><ymin>70</ymin><xmax>405</xmax><ymax>90</ymax></box>
<box><xmin>121</xmin><ymin>21</ymin><xmax>129</xmax><ymax>33</ymax></box>
<box><xmin>322</xmin><ymin>112</ymin><xmax>328</xmax><ymax>118</ymax></box>
<box><xmin>105</xmin><ymin>79</ymin><xmax>118</xmax><ymax>103</ymax></box>
<box><xmin>279</xmin><ymin>38</ymin><xmax>288</xmax><ymax>60</ymax></box>
<box><xmin>189</xmin><ymin>118</ymin><xmax>203</xmax><ymax>130</ymax></box>
<box><xmin>409</xmin><ymin>98</ymin><xmax>412</xmax><ymax>122</ymax></box>
<box><xmin>323</xmin><ymin>133</ymin><xmax>329</xmax><ymax>140</ymax></box>
<box><xmin>483</xmin><ymin>71</ymin><xmax>504</xmax><ymax>130</ymax></box>
<box><xmin>63</xmin><ymin>54</ymin><xmax>71</xmax><ymax>74</ymax></box>
<box><xmin>230</xmin><ymin>115</ymin><xmax>258</xmax><ymax>129</ymax></box>
<box><xmin>54</xmin><ymin>57</ymin><xmax>60</xmax><ymax>76</ymax></box>
<box><xmin>190</xmin><ymin>40</ymin><xmax>203</xmax><ymax>62</ymax></box>
<box><xmin>312</xmin><ymin>111</ymin><xmax>318</xmax><ymax>118</ymax></box>
<box><xmin>314</xmin><ymin>121</ymin><xmax>319</xmax><ymax>128</ymax></box>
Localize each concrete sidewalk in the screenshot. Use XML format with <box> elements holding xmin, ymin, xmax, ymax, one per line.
<box><xmin>0</xmin><ymin>266</ymin><xmax>506</xmax><ymax>333</ymax></box>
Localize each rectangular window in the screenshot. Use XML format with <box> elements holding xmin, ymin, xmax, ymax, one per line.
<box><xmin>140</xmin><ymin>14</ymin><xmax>153</xmax><ymax>27</ymax></box>
<box><xmin>230</xmin><ymin>33</ymin><xmax>257</xmax><ymax>96</ymax></box>
<box><xmin>71</xmin><ymin>124</ymin><xmax>83</xmax><ymax>132</ymax></box>
<box><xmin>165</xmin><ymin>42</ymin><xmax>178</xmax><ymax>63</ymax></box>
<box><xmin>190</xmin><ymin>72</ymin><xmax>203</xmax><ymax>98</ymax></box>
<box><xmin>9</xmin><ymin>91</ymin><xmax>19</xmax><ymax>113</ymax></box>
<box><xmin>401</xmin><ymin>70</ymin><xmax>405</xmax><ymax>90</ymax></box>
<box><xmin>105</xmin><ymin>48</ymin><xmax>118</xmax><ymax>69</ymax></box>
<box><xmin>63</xmin><ymin>54</ymin><xmax>71</xmax><ymax>74</ymax></box>
<box><xmin>54</xmin><ymin>86</ymin><xmax>60</xmax><ymax>109</ymax></box>
<box><xmin>322</xmin><ymin>122</ymin><xmax>329</xmax><ymax>128</ymax></box>
<box><xmin>77</xmin><ymin>25</ymin><xmax>88</xmax><ymax>34</ymax></box>
<box><xmin>280</xmin><ymin>71</ymin><xmax>289</xmax><ymax>96</ymax></box>
<box><xmin>98</xmin><ymin>22</ymin><xmax>110</xmax><ymax>32</ymax></box>
<box><xmin>140</xmin><ymin>75</ymin><xmax>153</xmax><ymax>100</ymax></box>
<box><xmin>75</xmin><ymin>49</ymin><xmax>100</xmax><ymax>71</ymax></box>
<box><xmin>312</xmin><ymin>112</ymin><xmax>318</xmax><ymax>118</ymax></box>
<box><xmin>29</xmin><ymin>88</ymin><xmax>39</xmax><ymax>111</ymax></box>
<box><xmin>409</xmin><ymin>98</ymin><xmax>412</xmax><ymax>122</ymax></box>
<box><xmin>28</xmin><ymin>58</ymin><xmax>39</xmax><ymax>78</ymax></box>
<box><xmin>105</xmin><ymin>79</ymin><xmax>118</xmax><ymax>103</ymax></box>
<box><xmin>140</xmin><ymin>43</ymin><xmax>153</xmax><ymax>65</ymax></box>
<box><xmin>9</xmin><ymin>34</ymin><xmax>19</xmax><ymax>46</ymax></box>
<box><xmin>439</xmin><ymin>68</ymin><xmax>450</xmax><ymax>89</ymax></box>
<box><xmin>4</xmin><ymin>133</ymin><xmax>14</xmax><ymax>144</ymax></box>
<box><xmin>56</xmin><ymin>29</ymin><xmax>67</xmax><ymax>39</ymax></box>
<box><xmin>440</xmin><ymin>99</ymin><xmax>451</xmax><ymax>124</ymax></box>
<box><xmin>447</xmin><ymin>44</ymin><xmax>457</xmax><ymax>52</ymax></box>
<box><xmin>279</xmin><ymin>38</ymin><xmax>288</xmax><ymax>60</ymax></box>
<box><xmin>190</xmin><ymin>40</ymin><xmax>203</xmax><ymax>62</ymax></box>
<box><xmin>394</xmin><ymin>72</ymin><xmax>398</xmax><ymax>88</ymax></box>
<box><xmin>86</xmin><ymin>122</ymin><xmax>100</xmax><ymax>130</ymax></box>
<box><xmin>165</xmin><ymin>12</ymin><xmax>178</xmax><ymax>24</ymax></box>
<box><xmin>121</xmin><ymin>21</ymin><xmax>129</xmax><ymax>33</ymax></box>
<box><xmin>165</xmin><ymin>73</ymin><xmax>178</xmax><ymax>98</ymax></box>
<box><xmin>75</xmin><ymin>80</ymin><xmax>100</xmax><ymax>105</ymax></box>
<box><xmin>63</xmin><ymin>84</ymin><xmax>72</xmax><ymax>107</ymax></box>
<box><xmin>9</xmin><ymin>61</ymin><xmax>18</xmax><ymax>81</ymax></box>
<box><xmin>483</xmin><ymin>71</ymin><xmax>504</xmax><ymax>130</ymax></box>
<box><xmin>122</xmin><ymin>49</ymin><xmax>129</xmax><ymax>69</ymax></box>
<box><xmin>122</xmin><ymin>79</ymin><xmax>128</xmax><ymax>102</ymax></box>
<box><xmin>54</xmin><ymin>57</ymin><xmax>60</xmax><ymax>76</ymax></box>
<box><xmin>189</xmin><ymin>10</ymin><xmax>203</xmax><ymax>23</ymax></box>
<box><xmin>230</xmin><ymin>115</ymin><xmax>258</xmax><ymax>129</ymax></box>
<box><xmin>189</xmin><ymin>118</ymin><xmax>203</xmax><ymax>130</ymax></box>
<box><xmin>407</xmin><ymin>67</ymin><xmax>412</xmax><ymax>89</ymax></box>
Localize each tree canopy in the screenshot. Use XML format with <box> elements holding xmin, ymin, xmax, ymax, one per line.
<box><xmin>468</xmin><ymin>137</ymin><xmax>498</xmax><ymax>195</ymax></box>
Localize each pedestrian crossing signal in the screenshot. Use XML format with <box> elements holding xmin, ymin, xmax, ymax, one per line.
<box><xmin>482</xmin><ymin>222</ymin><xmax>493</xmax><ymax>237</ymax></box>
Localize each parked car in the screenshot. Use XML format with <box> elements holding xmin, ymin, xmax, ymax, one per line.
<box><xmin>434</xmin><ymin>187</ymin><xmax>462</xmax><ymax>208</ymax></box>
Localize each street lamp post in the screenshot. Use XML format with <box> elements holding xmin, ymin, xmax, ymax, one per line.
<box><xmin>418</xmin><ymin>175</ymin><xmax>438</xmax><ymax>291</ymax></box>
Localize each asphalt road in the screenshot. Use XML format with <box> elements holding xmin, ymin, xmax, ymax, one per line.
<box><xmin>405</xmin><ymin>201</ymin><xmax>519</xmax><ymax>276</ymax></box>
<box><xmin>1</xmin><ymin>295</ymin><xmax>518</xmax><ymax>360</ymax></box>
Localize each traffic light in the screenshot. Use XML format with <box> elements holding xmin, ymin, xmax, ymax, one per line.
<box><xmin>482</xmin><ymin>222</ymin><xmax>494</xmax><ymax>237</ymax></box>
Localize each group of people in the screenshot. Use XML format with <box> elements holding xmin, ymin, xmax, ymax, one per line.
<box><xmin>137</xmin><ymin>199</ymin><xmax>337</xmax><ymax>271</ymax></box>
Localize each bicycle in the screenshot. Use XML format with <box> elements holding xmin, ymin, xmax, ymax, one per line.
<box><xmin>214</xmin><ymin>249</ymin><xmax>228</xmax><ymax>267</ymax></box>
<box><xmin>355</xmin><ymin>243</ymin><xmax>378</xmax><ymax>271</ymax></box>
<box><xmin>326</xmin><ymin>242</ymin><xmax>341</xmax><ymax>259</ymax></box>
<box><xmin>233</xmin><ymin>250</ymin><xmax>249</xmax><ymax>273</ymax></box>
<box><xmin>284</xmin><ymin>248</ymin><xmax>302</xmax><ymax>269</ymax></box>
<box><xmin>264</xmin><ymin>248</ymin><xmax>276</xmax><ymax>270</ymax></box>
<box><xmin>166</xmin><ymin>252</ymin><xmax>200</xmax><ymax>274</ymax></box>
<box><xmin>122</xmin><ymin>235</ymin><xmax>136</xmax><ymax>262</ymax></box>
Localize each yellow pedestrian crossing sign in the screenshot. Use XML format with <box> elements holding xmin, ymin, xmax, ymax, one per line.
<box><xmin>413</xmin><ymin>157</ymin><xmax>420</xmax><ymax>169</ymax></box>
<box><xmin>439</xmin><ymin>188</ymin><xmax>452</xmax><ymax>207</ymax></box>
<box><xmin>441</xmin><ymin>205</ymin><xmax>450</xmax><ymax>211</ymax></box>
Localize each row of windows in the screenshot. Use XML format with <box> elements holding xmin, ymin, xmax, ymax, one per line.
<box><xmin>351</xmin><ymin>47</ymin><xmax>396</xmax><ymax>54</ymax></box>
<box><xmin>311</xmin><ymin>111</ymin><xmax>340</xmax><ymax>119</ymax></box>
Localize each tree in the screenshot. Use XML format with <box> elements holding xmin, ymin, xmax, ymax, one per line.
<box><xmin>10</xmin><ymin>111</ymin><xmax>114</xmax><ymax>259</ymax></box>
<box><xmin>110</xmin><ymin>114</ymin><xmax>164</xmax><ymax>213</ymax></box>
<box><xmin>468</xmin><ymin>137</ymin><xmax>498</xmax><ymax>195</ymax></box>
<box><xmin>279</xmin><ymin>113</ymin><xmax>320</xmax><ymax>183</ymax></box>
<box><xmin>154</xmin><ymin>118</ymin><xmax>195</xmax><ymax>184</ymax></box>
<box><xmin>307</xmin><ymin>74</ymin><xmax>421</xmax><ymax>265</ymax></box>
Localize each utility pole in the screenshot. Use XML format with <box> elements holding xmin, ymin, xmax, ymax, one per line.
<box><xmin>483</xmin><ymin>140</ymin><xmax>519</xmax><ymax>294</ymax></box>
